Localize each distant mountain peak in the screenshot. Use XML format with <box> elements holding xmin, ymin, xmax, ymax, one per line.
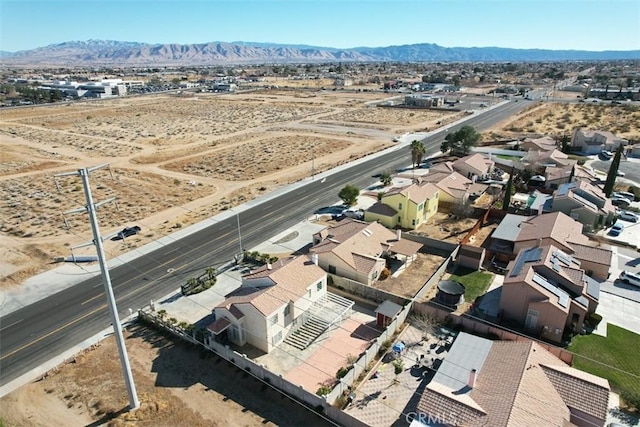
<box><xmin>1</xmin><ymin>39</ymin><xmax>638</xmax><ymax>65</ymax></box>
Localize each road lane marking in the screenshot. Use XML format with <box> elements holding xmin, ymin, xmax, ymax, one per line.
<box><xmin>0</xmin><ymin>303</ymin><xmax>107</xmax><ymax>362</ymax></box>
<box><xmin>81</xmin><ymin>293</ymin><xmax>103</xmax><ymax>306</ymax></box>
<box><xmin>0</xmin><ymin>319</ymin><xmax>23</xmax><ymax>332</ymax></box>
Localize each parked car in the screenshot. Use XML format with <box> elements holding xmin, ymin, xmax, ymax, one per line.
<box><xmin>611</xmin><ymin>197</ymin><xmax>631</xmax><ymax>208</ymax></box>
<box><xmin>600</xmin><ymin>150</ymin><xmax>613</xmax><ymax>160</ymax></box>
<box><xmin>618</xmin><ymin>211</ymin><xmax>639</xmax><ymax>223</ymax></box>
<box><xmin>619</xmin><ymin>271</ymin><xmax>640</xmax><ymax>288</ymax></box>
<box><xmin>608</xmin><ymin>222</ymin><xmax>624</xmax><ymax>236</ymax></box>
<box><xmin>111</xmin><ymin>225</ymin><xmax>142</xmax><ymax>241</ymax></box>
<box><xmin>612</xmin><ymin>191</ymin><xmax>635</xmax><ymax>202</ymax></box>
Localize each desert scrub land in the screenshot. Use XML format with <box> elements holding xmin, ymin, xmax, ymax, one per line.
<box><xmin>0</xmin><ymin>89</ymin><xmax>455</xmax><ymax>287</ymax></box>
<box><xmin>488</xmin><ymin>102</ymin><xmax>640</xmax><ymax>140</ymax></box>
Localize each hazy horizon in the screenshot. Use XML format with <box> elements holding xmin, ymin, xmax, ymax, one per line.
<box><xmin>1</xmin><ymin>0</ymin><xmax>639</xmax><ymax>53</ymax></box>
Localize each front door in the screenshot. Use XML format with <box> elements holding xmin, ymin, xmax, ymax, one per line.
<box><xmin>525</xmin><ymin>309</ymin><xmax>538</xmax><ymax>330</ymax></box>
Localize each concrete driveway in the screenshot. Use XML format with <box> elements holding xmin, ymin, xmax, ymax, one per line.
<box><xmin>594</xmin><ymin>291</ymin><xmax>640</xmax><ymax>336</ymax></box>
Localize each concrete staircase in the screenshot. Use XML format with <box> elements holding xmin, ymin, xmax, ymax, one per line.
<box><xmin>284</xmin><ymin>292</ymin><xmax>354</xmax><ymax>350</ymax></box>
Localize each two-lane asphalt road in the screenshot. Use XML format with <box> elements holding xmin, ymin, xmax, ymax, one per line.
<box><xmin>0</xmin><ymin>100</ymin><xmax>530</xmax><ymax>388</ymax></box>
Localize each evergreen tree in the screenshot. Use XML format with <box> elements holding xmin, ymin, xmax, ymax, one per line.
<box><xmin>603</xmin><ymin>144</ymin><xmax>624</xmax><ymax>197</ymax></box>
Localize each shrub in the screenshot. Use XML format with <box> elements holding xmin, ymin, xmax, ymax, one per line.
<box><xmin>393</xmin><ymin>359</ymin><xmax>404</xmax><ymax>374</ymax></box>
<box><xmin>336</xmin><ymin>366</ymin><xmax>350</xmax><ymax>379</ymax></box>
<box><xmin>621</xmin><ymin>390</ymin><xmax>640</xmax><ymax>412</ymax></box>
<box><xmin>316</xmin><ymin>385</ymin><xmax>331</xmax><ymax>396</ymax></box>
<box><xmin>379</xmin><ymin>268</ymin><xmax>391</xmax><ymax>280</ymax></box>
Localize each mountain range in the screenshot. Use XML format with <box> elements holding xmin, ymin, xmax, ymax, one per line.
<box><xmin>1</xmin><ymin>39</ymin><xmax>638</xmax><ymax>66</ymax></box>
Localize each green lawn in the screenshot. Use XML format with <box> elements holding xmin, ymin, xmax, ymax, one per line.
<box><xmin>449</xmin><ymin>268</ymin><xmax>494</xmax><ymax>302</ymax></box>
<box><xmin>496</xmin><ymin>154</ymin><xmax>521</xmax><ymax>160</ymax></box>
<box><xmin>569</xmin><ymin>324</ymin><xmax>640</xmax><ymax>405</ymax></box>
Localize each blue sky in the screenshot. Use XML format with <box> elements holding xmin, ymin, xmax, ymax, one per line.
<box><xmin>1</xmin><ymin>0</ymin><xmax>639</xmax><ymax>52</ymax></box>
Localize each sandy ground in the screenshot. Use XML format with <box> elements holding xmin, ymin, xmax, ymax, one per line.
<box><xmin>0</xmin><ymin>324</ymin><xmax>332</xmax><ymax>427</ymax></box>
<box><xmin>0</xmin><ymin>89</ymin><xmax>457</xmax><ymax>288</ymax></box>
<box><xmin>485</xmin><ymin>102</ymin><xmax>640</xmax><ymax>140</ymax></box>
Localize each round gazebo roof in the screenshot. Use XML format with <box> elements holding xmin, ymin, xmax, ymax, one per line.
<box><xmin>437</xmin><ymin>280</ymin><xmax>465</xmax><ymax>295</ymax></box>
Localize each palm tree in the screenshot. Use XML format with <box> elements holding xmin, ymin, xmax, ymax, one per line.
<box><xmin>410</xmin><ymin>140</ymin><xmax>426</xmax><ymax>169</ymax></box>
<box><xmin>380</xmin><ymin>171</ymin><xmax>392</xmax><ymax>186</ymax></box>
<box><xmin>205</xmin><ymin>266</ymin><xmax>216</xmax><ymax>282</ymax></box>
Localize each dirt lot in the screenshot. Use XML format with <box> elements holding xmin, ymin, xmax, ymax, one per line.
<box><xmin>373</xmin><ymin>252</ymin><xmax>446</xmax><ymax>298</ymax></box>
<box><xmin>0</xmin><ymin>324</ymin><xmax>332</xmax><ymax>427</ymax></box>
<box><xmin>485</xmin><ymin>102</ymin><xmax>640</xmax><ymax>140</ymax></box>
<box><xmin>0</xmin><ymin>89</ymin><xmax>458</xmax><ymax>288</ymax></box>
<box><xmin>411</xmin><ymin>212</ymin><xmax>480</xmax><ymax>243</ymax></box>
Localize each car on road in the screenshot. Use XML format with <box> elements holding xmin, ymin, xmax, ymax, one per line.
<box><xmin>617</xmin><ymin>211</ymin><xmax>639</xmax><ymax>222</ymax></box>
<box><xmin>111</xmin><ymin>225</ymin><xmax>142</xmax><ymax>241</ymax></box>
<box><xmin>616</xmin><ymin>170</ymin><xmax>626</xmax><ymax>177</ymax></box>
<box><xmin>612</xmin><ymin>191</ymin><xmax>635</xmax><ymax>202</ymax></box>
<box><xmin>611</xmin><ymin>197</ymin><xmax>631</xmax><ymax>208</ymax></box>
<box><xmin>600</xmin><ymin>150</ymin><xmax>613</xmax><ymax>160</ymax></box>
<box><xmin>619</xmin><ymin>270</ymin><xmax>640</xmax><ymax>288</ymax></box>
<box><xmin>608</xmin><ymin>222</ymin><xmax>624</xmax><ymax>236</ymax></box>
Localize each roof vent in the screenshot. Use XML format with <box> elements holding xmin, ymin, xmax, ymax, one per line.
<box><xmin>468</xmin><ymin>369</ymin><xmax>477</xmax><ymax>388</ymax></box>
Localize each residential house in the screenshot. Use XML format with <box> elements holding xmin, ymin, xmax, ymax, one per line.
<box><xmin>364</xmin><ymin>183</ymin><xmax>439</xmax><ymax>229</ymax></box>
<box><xmin>417</xmin><ymin>332</ymin><xmax>610</xmax><ymax>427</ymax></box>
<box><xmin>571</xmin><ymin>128</ymin><xmax>628</xmax><ymax>155</ymax></box>
<box><xmin>518</xmin><ymin>135</ymin><xmax>557</xmax><ymax>153</ymax></box>
<box><xmin>500</xmin><ymin>244</ymin><xmax>601</xmax><ymax>343</ymax></box>
<box><xmin>309</xmin><ymin>219</ymin><xmax>422</xmax><ymax>285</ymax></box>
<box><xmin>550</xmin><ymin>180</ymin><xmax>616</xmax><ymax>231</ymax></box>
<box><xmin>418</xmin><ymin>163</ymin><xmax>479</xmax><ymax>209</ymax></box>
<box><xmin>208</xmin><ymin>255</ymin><xmax>327</xmax><ymax>353</ymax></box>
<box><xmin>489</xmin><ymin>211</ymin><xmax>611</xmax><ymax>280</ymax></box>
<box><xmin>451</xmin><ymin>153</ymin><xmax>495</xmax><ymax>180</ymax></box>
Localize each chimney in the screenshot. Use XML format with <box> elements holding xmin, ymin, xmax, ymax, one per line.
<box><xmin>311</xmin><ymin>253</ymin><xmax>319</xmax><ymax>266</ymax></box>
<box><xmin>468</xmin><ymin>369</ymin><xmax>477</xmax><ymax>388</ymax></box>
<box><xmin>397</xmin><ymin>229</ymin><xmax>402</xmax><ymax>241</ymax></box>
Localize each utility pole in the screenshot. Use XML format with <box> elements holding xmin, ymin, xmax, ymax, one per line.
<box><xmin>55</xmin><ymin>164</ymin><xmax>139</xmax><ymax>411</ymax></box>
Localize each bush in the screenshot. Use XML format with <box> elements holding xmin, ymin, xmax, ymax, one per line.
<box><xmin>316</xmin><ymin>385</ymin><xmax>331</xmax><ymax>396</ymax></box>
<box><xmin>393</xmin><ymin>359</ymin><xmax>404</xmax><ymax>375</ymax></box>
<box><xmin>621</xmin><ymin>390</ymin><xmax>640</xmax><ymax>412</ymax></box>
<box><xmin>585</xmin><ymin>313</ymin><xmax>603</xmax><ymax>328</ymax></box>
<box><xmin>336</xmin><ymin>366</ymin><xmax>350</xmax><ymax>379</ymax></box>
<box><xmin>379</xmin><ymin>268</ymin><xmax>391</xmax><ymax>280</ymax></box>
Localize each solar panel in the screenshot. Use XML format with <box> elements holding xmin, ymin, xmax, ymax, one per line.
<box><xmin>552</xmin><ymin>259</ymin><xmax>561</xmax><ymax>272</ymax></box>
<box><xmin>532</xmin><ymin>273</ymin><xmax>569</xmax><ymax>308</ymax></box>
<box><xmin>510</xmin><ymin>246</ymin><xmax>543</xmax><ymax>277</ymax></box>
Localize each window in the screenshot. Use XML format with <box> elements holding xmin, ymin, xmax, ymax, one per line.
<box><xmin>317</xmin><ymin>281</ymin><xmax>323</xmax><ymax>291</ymax></box>
<box><xmin>272</xmin><ymin>330</ymin><xmax>282</xmax><ymax>345</ymax></box>
<box><xmin>308</xmin><ymin>289</ymin><xmax>312</xmax><ymax>298</ymax></box>
<box><xmin>418</xmin><ymin>203</ymin><xmax>423</xmax><ymax>211</ymax></box>
<box><xmin>328</xmin><ymin>265</ymin><xmax>336</xmax><ymax>274</ymax></box>
<box><xmin>525</xmin><ymin>309</ymin><xmax>538</xmax><ymax>329</ymax></box>
<box><xmin>270</xmin><ymin>313</ymin><xmax>278</xmax><ymax>326</ymax></box>
<box><xmin>398</xmin><ymin>203</ymin><xmax>403</xmax><ymax>210</ymax></box>
<box><xmin>284</xmin><ymin>304</ymin><xmax>290</xmax><ymax>317</ymax></box>
<box><xmin>397</xmin><ymin>216</ymin><xmax>401</xmax><ymax>223</ymax></box>
<box><xmin>412</xmin><ymin>219</ymin><xmax>416</xmax><ymax>226</ymax></box>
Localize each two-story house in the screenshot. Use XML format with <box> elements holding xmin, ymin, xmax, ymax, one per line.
<box><xmin>571</xmin><ymin>128</ymin><xmax>628</xmax><ymax>155</ymax></box>
<box><xmin>364</xmin><ymin>183</ymin><xmax>439</xmax><ymax>229</ymax></box>
<box><xmin>309</xmin><ymin>219</ymin><xmax>422</xmax><ymax>285</ymax></box>
<box><xmin>550</xmin><ymin>180</ymin><xmax>616</xmax><ymax>231</ymax></box>
<box><xmin>489</xmin><ymin>211</ymin><xmax>611</xmax><ymax>281</ymax></box>
<box><xmin>451</xmin><ymin>153</ymin><xmax>495</xmax><ymax>180</ymax></box>
<box><xmin>208</xmin><ymin>255</ymin><xmax>328</xmax><ymax>353</ymax></box>
<box><xmin>500</xmin><ymin>244</ymin><xmax>600</xmax><ymax>343</ymax></box>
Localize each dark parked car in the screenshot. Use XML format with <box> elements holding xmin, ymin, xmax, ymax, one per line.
<box><xmin>111</xmin><ymin>225</ymin><xmax>141</xmax><ymax>241</ymax></box>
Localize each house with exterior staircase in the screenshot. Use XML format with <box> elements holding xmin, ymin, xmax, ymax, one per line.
<box><xmin>207</xmin><ymin>255</ymin><xmax>353</xmax><ymax>353</ymax></box>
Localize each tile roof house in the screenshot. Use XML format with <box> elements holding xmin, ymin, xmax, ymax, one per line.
<box><xmin>499</xmin><ymin>244</ymin><xmax>601</xmax><ymax>343</ymax></box>
<box><xmin>309</xmin><ymin>219</ymin><xmax>422</xmax><ymax>285</ymax></box>
<box><xmin>208</xmin><ymin>255</ymin><xmax>327</xmax><ymax>353</ymax></box>
<box><xmin>571</xmin><ymin>128</ymin><xmax>629</xmax><ymax>155</ymax></box>
<box><xmin>418</xmin><ymin>163</ymin><xmax>480</xmax><ymax>209</ymax></box>
<box><xmin>489</xmin><ymin>211</ymin><xmax>611</xmax><ymax>281</ymax></box>
<box><xmin>364</xmin><ymin>183</ymin><xmax>439</xmax><ymax>230</ymax></box>
<box><xmin>417</xmin><ymin>332</ymin><xmax>610</xmax><ymax>427</ymax></box>
<box><xmin>550</xmin><ymin>180</ymin><xmax>616</xmax><ymax>231</ymax></box>
<box><xmin>451</xmin><ymin>153</ymin><xmax>495</xmax><ymax>180</ymax></box>
<box><xmin>518</xmin><ymin>136</ymin><xmax>557</xmax><ymax>153</ymax></box>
